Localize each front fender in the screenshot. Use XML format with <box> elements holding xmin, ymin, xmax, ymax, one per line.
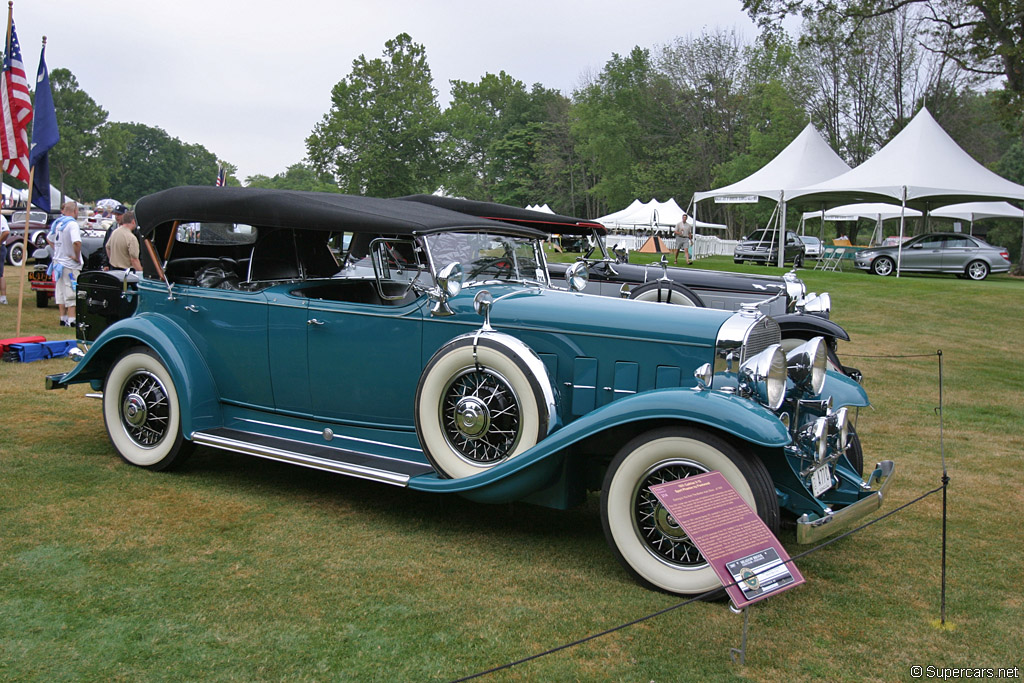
<box><xmin>409</xmin><ymin>388</ymin><xmax>790</xmax><ymax>501</ymax></box>
<box><xmin>775</xmin><ymin>313</ymin><xmax>850</xmax><ymax>342</ymax></box>
<box><xmin>819</xmin><ymin>368</ymin><xmax>869</xmax><ymax>409</ymax></box>
<box><xmin>51</xmin><ymin>313</ymin><xmax>222</xmax><ymax>437</ymax></box>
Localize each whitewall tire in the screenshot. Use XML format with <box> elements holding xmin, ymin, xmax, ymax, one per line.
<box><xmin>103</xmin><ymin>347</ymin><xmax>193</xmax><ymax>470</ymax></box>
<box><xmin>600</xmin><ymin>426</ymin><xmax>778</xmax><ymax>596</ymax></box>
<box><xmin>628</xmin><ymin>281</ymin><xmax>702</xmax><ymax>307</ymax></box>
<box><xmin>415</xmin><ymin>334</ymin><xmax>554</xmax><ymax>479</ymax></box>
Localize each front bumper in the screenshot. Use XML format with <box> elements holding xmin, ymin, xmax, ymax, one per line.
<box><xmin>795</xmin><ymin>459</ymin><xmax>895</xmax><ymax>544</ymax></box>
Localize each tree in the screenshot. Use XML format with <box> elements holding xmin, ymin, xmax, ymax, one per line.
<box><xmin>306</xmin><ymin>33</ymin><xmax>442</xmax><ymax>197</ymax></box>
<box><xmin>245</xmin><ymin>162</ymin><xmax>340</xmax><ymax>192</ymax></box>
<box><xmin>48</xmin><ymin>68</ymin><xmax>108</xmax><ymax>202</ymax></box>
<box><xmin>102</xmin><ymin>122</ymin><xmax>220</xmax><ymax>203</ymax></box>
<box><xmin>743</xmin><ymin>0</ymin><xmax>1024</xmax><ymax>131</ymax></box>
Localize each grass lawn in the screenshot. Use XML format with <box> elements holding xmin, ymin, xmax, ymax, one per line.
<box><xmin>1</xmin><ymin>258</ymin><xmax>1022</xmax><ymax>681</ymax></box>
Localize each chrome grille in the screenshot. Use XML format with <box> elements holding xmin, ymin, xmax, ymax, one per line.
<box><xmin>741</xmin><ymin>315</ymin><xmax>781</xmax><ymax>365</ymax></box>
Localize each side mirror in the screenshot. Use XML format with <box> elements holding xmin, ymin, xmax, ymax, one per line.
<box><xmin>430</xmin><ymin>262</ymin><xmax>463</xmax><ymax>317</ymax></box>
<box><xmin>565</xmin><ymin>261</ymin><xmax>589</xmax><ymax>292</ymax></box>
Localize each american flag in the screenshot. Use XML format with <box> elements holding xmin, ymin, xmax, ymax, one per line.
<box><xmin>215</xmin><ymin>165</ymin><xmax>226</xmax><ymax>186</ymax></box>
<box><xmin>1</xmin><ymin>20</ymin><xmax>33</xmax><ymax>180</ymax></box>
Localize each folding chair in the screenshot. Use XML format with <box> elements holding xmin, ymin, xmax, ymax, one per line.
<box><xmin>815</xmin><ymin>246</ymin><xmax>844</xmax><ymax>272</ymax></box>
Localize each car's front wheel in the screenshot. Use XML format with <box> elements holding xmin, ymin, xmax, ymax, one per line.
<box><xmin>415</xmin><ymin>335</ymin><xmax>554</xmax><ymax>479</ymax></box>
<box><xmin>965</xmin><ymin>260</ymin><xmax>989</xmax><ymax>281</ymax></box>
<box><xmin>628</xmin><ymin>281</ymin><xmax>703</xmax><ymax>306</ymax></box>
<box><xmin>871</xmin><ymin>256</ymin><xmax>895</xmax><ymax>276</ymax></box>
<box><xmin>103</xmin><ymin>347</ymin><xmax>194</xmax><ymax>470</ymax></box>
<box><xmin>601</xmin><ymin>426</ymin><xmax>779</xmax><ymax>596</ymax></box>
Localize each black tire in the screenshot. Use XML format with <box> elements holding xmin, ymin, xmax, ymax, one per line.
<box><xmin>7</xmin><ymin>242</ymin><xmax>24</xmax><ymax>267</ymax></box>
<box><xmin>35</xmin><ymin>290</ymin><xmax>48</xmax><ymax>308</ymax></box>
<box><xmin>415</xmin><ymin>334</ymin><xmax>554</xmax><ymax>479</ymax></box>
<box><xmin>871</xmin><ymin>256</ymin><xmax>895</xmax><ymax>276</ymax></box>
<box><xmin>965</xmin><ymin>260</ymin><xmax>989</xmax><ymax>281</ymax></box>
<box><xmin>793</xmin><ymin>252</ymin><xmax>804</xmax><ymax>268</ymax></box>
<box><xmin>600</xmin><ymin>426</ymin><xmax>779</xmax><ymax>596</ymax></box>
<box><xmin>734</xmin><ymin>258</ymin><xmax>742</xmax><ymax>265</ymax></box>
<box><xmin>102</xmin><ymin>347</ymin><xmax>194</xmax><ymax>471</ymax></box>
<box><xmin>628</xmin><ymin>281</ymin><xmax>703</xmax><ymax>307</ymax></box>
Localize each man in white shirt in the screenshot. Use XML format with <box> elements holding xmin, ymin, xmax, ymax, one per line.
<box><xmin>50</xmin><ymin>201</ymin><xmax>83</xmax><ymax>327</ymax></box>
<box><xmin>0</xmin><ymin>212</ymin><xmax>9</xmax><ymax>304</ymax></box>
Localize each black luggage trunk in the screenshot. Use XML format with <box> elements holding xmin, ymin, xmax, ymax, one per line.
<box><xmin>75</xmin><ymin>270</ymin><xmax>139</xmax><ymax>342</ymax></box>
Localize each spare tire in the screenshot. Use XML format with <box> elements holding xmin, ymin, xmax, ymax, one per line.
<box><xmin>628</xmin><ymin>280</ymin><xmax>703</xmax><ymax>306</ymax></box>
<box><xmin>415</xmin><ymin>332</ymin><xmax>556</xmax><ymax>478</ymax></box>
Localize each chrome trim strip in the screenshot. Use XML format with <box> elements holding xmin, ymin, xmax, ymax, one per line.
<box><xmin>796</xmin><ymin>459</ymin><xmax>895</xmax><ymax>544</ymax></box>
<box><xmin>191</xmin><ymin>432</ymin><xmax>411</xmax><ymax>487</ymax></box>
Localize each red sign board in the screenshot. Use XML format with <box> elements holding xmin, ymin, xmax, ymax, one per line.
<box><xmin>650</xmin><ymin>471</ymin><xmax>803</xmax><ymax>607</ymax></box>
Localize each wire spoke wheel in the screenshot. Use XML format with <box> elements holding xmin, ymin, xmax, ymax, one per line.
<box><xmin>441</xmin><ymin>367</ymin><xmax>521</xmax><ymax>464</ymax></box>
<box><xmin>634</xmin><ymin>459</ymin><xmax>709</xmax><ymax>568</ymax></box>
<box><xmin>119</xmin><ymin>370</ymin><xmax>171</xmax><ymax>448</ymax></box>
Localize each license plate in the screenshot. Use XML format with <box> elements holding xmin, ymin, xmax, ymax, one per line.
<box><xmin>27</xmin><ymin>270</ymin><xmax>49</xmax><ymax>282</ymax></box>
<box><xmin>811</xmin><ymin>465</ymin><xmax>833</xmax><ymax>497</ymax></box>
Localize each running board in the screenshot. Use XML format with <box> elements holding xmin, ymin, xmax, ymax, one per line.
<box><xmin>191</xmin><ymin>428</ymin><xmax>435</xmax><ymax>486</ymax></box>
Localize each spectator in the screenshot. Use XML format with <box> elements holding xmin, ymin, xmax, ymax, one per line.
<box><xmin>106</xmin><ymin>210</ymin><xmax>142</xmax><ymax>271</ymax></box>
<box><xmin>0</xmin><ymin>212</ymin><xmax>8</xmax><ymax>304</ymax></box>
<box><xmin>673</xmin><ymin>212</ymin><xmax>694</xmax><ymax>265</ymax></box>
<box><xmin>49</xmin><ymin>201</ymin><xmax>83</xmax><ymax>327</ymax></box>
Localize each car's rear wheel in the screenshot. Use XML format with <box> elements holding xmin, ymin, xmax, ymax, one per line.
<box><xmin>628</xmin><ymin>281</ymin><xmax>703</xmax><ymax>307</ymax></box>
<box><xmin>601</xmin><ymin>426</ymin><xmax>779</xmax><ymax>596</ymax></box>
<box><xmin>793</xmin><ymin>252</ymin><xmax>804</xmax><ymax>268</ymax></box>
<box><xmin>965</xmin><ymin>260</ymin><xmax>989</xmax><ymax>281</ymax></box>
<box><xmin>7</xmin><ymin>242</ymin><xmax>24</xmax><ymax>267</ymax></box>
<box><xmin>415</xmin><ymin>334</ymin><xmax>554</xmax><ymax>479</ymax></box>
<box><xmin>103</xmin><ymin>347</ymin><xmax>194</xmax><ymax>470</ymax></box>
<box><xmin>871</xmin><ymin>256</ymin><xmax>895</xmax><ymax>276</ymax></box>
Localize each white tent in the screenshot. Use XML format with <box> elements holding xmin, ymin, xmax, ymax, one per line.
<box><xmin>789</xmin><ymin>108</ymin><xmax>1024</xmax><ymax>273</ymax></box>
<box><xmin>800</xmin><ymin>203</ymin><xmax>924</xmax><ymax>246</ymax></box>
<box><xmin>596</xmin><ymin>198</ymin><xmax>727</xmax><ymax>231</ymax></box>
<box><xmin>693</xmin><ymin>123</ymin><xmax>852</xmax><ymax>265</ymax></box>
<box><xmin>525</xmin><ymin>203</ymin><xmax>554</xmax><ymax>213</ymax></box>
<box><xmin>2</xmin><ymin>181</ymin><xmax>66</xmax><ymax>210</ymax></box>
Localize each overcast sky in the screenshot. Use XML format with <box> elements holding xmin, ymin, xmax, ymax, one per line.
<box><xmin>14</xmin><ymin>0</ymin><xmax>766</xmax><ymax>183</ymax></box>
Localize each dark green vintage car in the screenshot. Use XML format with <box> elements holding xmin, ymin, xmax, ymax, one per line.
<box><xmin>48</xmin><ymin>187</ymin><xmax>893</xmax><ymax>596</ymax></box>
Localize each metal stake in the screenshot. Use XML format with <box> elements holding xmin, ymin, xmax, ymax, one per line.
<box><xmin>729</xmin><ymin>605</ymin><xmax>751</xmax><ymax>665</ymax></box>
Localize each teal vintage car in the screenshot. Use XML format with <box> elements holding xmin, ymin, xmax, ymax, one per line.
<box><xmin>47</xmin><ymin>187</ymin><xmax>894</xmax><ymax>597</ymax></box>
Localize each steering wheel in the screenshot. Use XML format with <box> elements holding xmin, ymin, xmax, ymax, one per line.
<box><xmin>468</xmin><ymin>257</ymin><xmax>513</xmax><ymax>279</ymax></box>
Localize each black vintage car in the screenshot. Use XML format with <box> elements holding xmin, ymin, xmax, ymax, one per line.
<box><xmin>400</xmin><ymin>196</ymin><xmax>859</xmax><ymax>380</ymax></box>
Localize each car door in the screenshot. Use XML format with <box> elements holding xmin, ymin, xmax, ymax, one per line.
<box><xmin>303</xmin><ymin>287</ymin><xmax>427</xmax><ymax>428</ymax></box>
<box><xmin>941</xmin><ymin>236</ymin><xmax>975</xmax><ymax>272</ymax></box>
<box><xmin>900</xmin><ymin>235</ymin><xmax>945</xmax><ymax>270</ymax></box>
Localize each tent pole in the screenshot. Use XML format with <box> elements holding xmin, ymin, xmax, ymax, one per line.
<box><xmin>777</xmin><ymin>192</ymin><xmax>786</xmax><ymax>268</ymax></box>
<box><xmin>897</xmin><ymin>187</ymin><xmax>907</xmax><ymax>278</ymax></box>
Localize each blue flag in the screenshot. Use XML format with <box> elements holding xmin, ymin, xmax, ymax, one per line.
<box><xmin>30</xmin><ymin>44</ymin><xmax>60</xmax><ymax>212</ymax></box>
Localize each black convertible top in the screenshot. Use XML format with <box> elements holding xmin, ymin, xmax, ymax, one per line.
<box><xmin>399</xmin><ymin>195</ymin><xmax>606</xmax><ymax>235</ymax></box>
<box><xmin>134</xmin><ymin>186</ymin><xmax>547</xmax><ymax>239</ymax></box>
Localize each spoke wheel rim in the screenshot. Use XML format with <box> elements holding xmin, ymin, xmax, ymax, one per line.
<box><xmin>875</xmin><ymin>258</ymin><xmax>893</xmax><ymax>276</ymax></box>
<box><xmin>440</xmin><ymin>367</ymin><xmax>522</xmax><ymax>465</ymax></box>
<box><xmin>119</xmin><ymin>370</ymin><xmax>170</xmax><ymax>448</ymax></box>
<box><xmin>968</xmin><ymin>262</ymin><xmax>987</xmax><ymax>279</ymax></box>
<box><xmin>632</xmin><ymin>458</ymin><xmax>711</xmax><ymax>570</ymax></box>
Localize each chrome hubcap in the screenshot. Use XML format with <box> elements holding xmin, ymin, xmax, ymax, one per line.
<box><xmin>454</xmin><ymin>396</ymin><xmax>490</xmax><ymax>438</ymax></box>
<box><xmin>123</xmin><ymin>394</ymin><xmax>148</xmax><ymax>428</ymax></box>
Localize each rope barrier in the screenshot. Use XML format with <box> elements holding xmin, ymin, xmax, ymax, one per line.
<box><xmin>450</xmin><ymin>350</ymin><xmax>949</xmax><ymax>681</ymax></box>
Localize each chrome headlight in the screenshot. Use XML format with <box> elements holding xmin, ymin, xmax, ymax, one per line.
<box><xmin>786</xmin><ymin>337</ymin><xmax>827</xmax><ymax>396</ymax></box>
<box><xmin>783</xmin><ymin>270</ymin><xmax>806</xmax><ymax>301</ymax></box>
<box><xmin>739</xmin><ymin>343</ymin><xmax>787</xmax><ymax>411</ymax></box>
<box><xmin>813</xmin><ymin>416</ymin><xmax>828</xmax><ymax>462</ymax></box>
<box><xmin>800</xmin><ymin>292</ymin><xmax>831</xmax><ymax>316</ymax></box>
<box><xmin>833</xmin><ymin>406</ymin><xmax>849</xmax><ymax>450</ymax></box>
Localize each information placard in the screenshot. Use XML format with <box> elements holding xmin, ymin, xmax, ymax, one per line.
<box><xmin>650</xmin><ymin>471</ymin><xmax>803</xmax><ymax>607</ymax></box>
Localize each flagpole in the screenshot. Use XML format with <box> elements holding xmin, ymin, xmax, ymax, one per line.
<box><xmin>13</xmin><ymin>33</ymin><xmax>43</xmax><ymax>336</ymax></box>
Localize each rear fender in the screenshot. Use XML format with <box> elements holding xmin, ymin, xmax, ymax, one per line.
<box><xmin>53</xmin><ymin>313</ymin><xmax>222</xmax><ymax>437</ymax></box>
<box><xmin>409</xmin><ymin>387</ymin><xmax>790</xmax><ymax>501</ymax></box>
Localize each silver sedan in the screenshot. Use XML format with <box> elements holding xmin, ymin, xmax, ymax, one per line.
<box><xmin>854</xmin><ymin>232</ymin><xmax>1011</xmax><ymax>280</ymax></box>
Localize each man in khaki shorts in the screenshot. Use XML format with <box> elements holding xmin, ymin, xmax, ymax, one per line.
<box><xmin>105</xmin><ymin>210</ymin><xmax>142</xmax><ymax>271</ymax></box>
<box><xmin>49</xmin><ymin>201</ymin><xmax>83</xmax><ymax>327</ymax></box>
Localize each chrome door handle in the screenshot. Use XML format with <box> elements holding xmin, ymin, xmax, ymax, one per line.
<box><xmin>307</xmin><ymin>318</ymin><xmax>325</xmax><ymax>326</ymax></box>
<box><xmin>184</xmin><ymin>304</ymin><xmax>198</xmax><ymax>312</ymax></box>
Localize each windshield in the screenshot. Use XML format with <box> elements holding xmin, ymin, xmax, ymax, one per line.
<box><xmin>424</xmin><ymin>232</ymin><xmax>548</xmax><ymax>287</ymax></box>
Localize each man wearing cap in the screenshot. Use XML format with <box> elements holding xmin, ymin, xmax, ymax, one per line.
<box><xmin>100</xmin><ymin>204</ymin><xmax>127</xmax><ymax>270</ymax></box>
